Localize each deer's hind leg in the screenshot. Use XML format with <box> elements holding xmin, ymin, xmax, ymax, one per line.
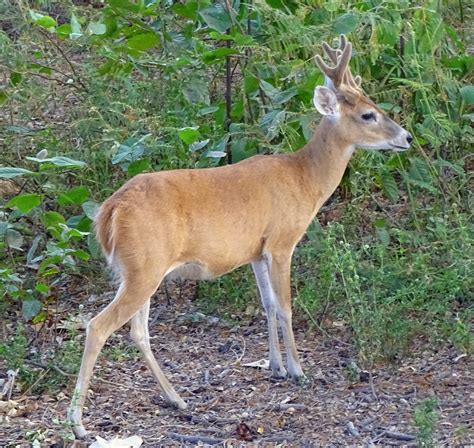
<box><xmin>68</xmin><ymin>273</ymin><xmax>165</xmax><ymax>439</ymax></box>
<box><xmin>130</xmin><ymin>299</ymin><xmax>186</xmax><ymax>410</ymax></box>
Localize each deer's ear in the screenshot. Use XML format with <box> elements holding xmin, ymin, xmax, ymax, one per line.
<box><xmin>313</xmin><ymin>86</ymin><xmax>339</xmax><ymax>116</ymax></box>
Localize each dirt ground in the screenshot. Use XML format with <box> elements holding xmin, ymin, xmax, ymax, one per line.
<box><xmin>1</xmin><ymin>284</ymin><xmax>472</xmax><ymax>447</ymax></box>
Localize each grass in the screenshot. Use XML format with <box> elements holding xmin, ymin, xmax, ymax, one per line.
<box><xmin>0</xmin><ymin>0</ymin><xmax>472</xmax><ymax>395</ymax></box>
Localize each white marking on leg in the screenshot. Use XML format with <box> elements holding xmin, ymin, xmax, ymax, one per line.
<box><xmin>252</xmin><ymin>258</ymin><xmax>287</xmax><ymax>378</ymax></box>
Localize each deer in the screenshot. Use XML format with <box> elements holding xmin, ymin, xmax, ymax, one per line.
<box><xmin>68</xmin><ymin>35</ymin><xmax>412</xmax><ymax>438</ymax></box>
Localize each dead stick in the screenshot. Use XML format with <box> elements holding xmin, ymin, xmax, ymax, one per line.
<box><xmin>376</xmin><ymin>429</ymin><xmax>416</xmax><ymax>441</ymax></box>
<box><xmin>167</xmin><ymin>432</ymin><xmax>224</xmax><ymax>445</ymax></box>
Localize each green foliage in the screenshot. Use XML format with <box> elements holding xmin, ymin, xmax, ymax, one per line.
<box><xmin>0</xmin><ymin>0</ymin><xmax>472</xmax><ymax>387</ymax></box>
<box><xmin>414</xmin><ymin>398</ymin><xmax>439</xmax><ymax>447</ymax></box>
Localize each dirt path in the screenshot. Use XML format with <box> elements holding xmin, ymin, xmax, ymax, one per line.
<box><xmin>1</xmin><ymin>288</ymin><xmax>472</xmax><ymax>446</ymax></box>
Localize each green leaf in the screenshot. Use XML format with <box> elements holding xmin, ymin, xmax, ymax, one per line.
<box><xmin>26</xmin><ymin>156</ymin><xmax>86</xmax><ymax>169</ymax></box>
<box><xmin>70</xmin><ymin>12</ymin><xmax>82</xmax><ymax>39</ymax></box>
<box><xmin>265</xmin><ymin>0</ymin><xmax>298</xmax><ymax>13</ymax></box>
<box><xmin>0</xmin><ymin>90</ymin><xmax>8</xmax><ymax>105</ymax></box>
<box><xmin>22</xmin><ymin>299</ymin><xmax>42</xmax><ymax>320</ymax></box>
<box><xmin>29</xmin><ymin>10</ymin><xmax>57</xmax><ymax>29</ymax></box>
<box><xmin>127</xmin><ymin>32</ymin><xmax>160</xmax><ymax>51</ymax></box>
<box><xmin>88</xmin><ymin>22</ymin><xmax>107</xmax><ymax>35</ymax></box>
<box><xmin>244</xmin><ymin>75</ymin><xmax>259</xmax><ymax>94</ymax></box>
<box><xmin>35</xmin><ymin>283</ymin><xmax>49</xmax><ymax>294</ymax></box>
<box><xmin>183</xmin><ymin>78</ymin><xmax>209</xmax><ymax>105</ymax></box>
<box><xmin>379</xmin><ymin>171</ymin><xmax>400</xmax><ymax>202</ymax></box>
<box><xmin>10</xmin><ymin>72</ymin><xmax>22</xmax><ymax>86</ymax></box>
<box><xmin>178</xmin><ymin>127</ymin><xmax>200</xmax><ymax>145</ymax></box>
<box><xmin>333</xmin><ymin>12</ymin><xmax>359</xmax><ymax>34</ymax></box>
<box><xmin>127</xmin><ymin>159</ymin><xmax>150</xmax><ymax>176</ymax></box>
<box><xmin>172</xmin><ymin>2</ymin><xmax>198</xmax><ymax>20</ymax></box>
<box><xmin>374</xmin><ymin>219</ymin><xmax>390</xmax><ymax>247</ymax></box>
<box><xmin>199</xmin><ymin>4</ymin><xmax>232</xmax><ymax>33</ymax></box>
<box><xmin>88</xmin><ymin>233</ymin><xmax>101</xmax><ymax>259</ymax></box>
<box><xmin>189</xmin><ymin>139</ymin><xmax>210</xmax><ymax>152</ymax></box>
<box><xmin>0</xmin><ymin>167</ymin><xmax>35</xmax><ymax>179</ymax></box>
<box><xmin>6</xmin><ymin>193</ymin><xmax>42</xmax><ymax>214</ymax></box>
<box><xmin>82</xmin><ymin>201</ymin><xmax>99</xmax><ymax>220</ymax></box>
<box><xmin>202</xmin><ymin>47</ymin><xmax>238</xmax><ymax>64</ymax></box>
<box><xmin>71</xmin><ymin>249</ymin><xmax>90</xmax><ymax>261</ymax></box>
<box><xmin>42</xmin><ymin>211</ymin><xmax>66</xmax><ymax>228</ymax></box>
<box><xmin>460</xmin><ymin>85</ymin><xmax>474</xmax><ymax>105</ymax></box>
<box><xmin>260</xmin><ymin>109</ymin><xmax>286</xmax><ymax>140</ymax></box>
<box><xmin>56</xmin><ymin>24</ymin><xmax>72</xmax><ymax>38</ymax></box>
<box><xmin>197</xmin><ymin>106</ymin><xmax>219</xmax><ymax>116</ymax></box>
<box><xmin>58</xmin><ymin>186</ymin><xmax>90</xmax><ymax>205</ymax></box>
<box><xmin>6</xmin><ymin>229</ymin><xmax>23</xmax><ymax>250</ymax></box>
<box><xmin>108</xmin><ymin>0</ymin><xmax>141</xmax><ymax>12</ymax></box>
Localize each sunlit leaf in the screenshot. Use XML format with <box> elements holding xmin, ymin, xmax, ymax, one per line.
<box><xmin>6</xmin><ymin>193</ymin><xmax>42</xmax><ymax>214</ymax></box>
<box><xmin>127</xmin><ymin>33</ymin><xmax>160</xmax><ymax>51</ymax></box>
<box><xmin>178</xmin><ymin>127</ymin><xmax>200</xmax><ymax>145</ymax></box>
<box><xmin>0</xmin><ymin>166</ymin><xmax>33</xmax><ymax>179</ymax></box>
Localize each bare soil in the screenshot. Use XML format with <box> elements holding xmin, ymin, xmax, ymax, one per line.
<box><xmin>1</xmin><ymin>284</ymin><xmax>473</xmax><ymax>447</ymax></box>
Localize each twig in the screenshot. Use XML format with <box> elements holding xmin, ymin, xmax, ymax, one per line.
<box><xmin>167</xmin><ymin>432</ymin><xmax>224</xmax><ymax>445</ymax></box>
<box><xmin>347</xmin><ymin>421</ymin><xmax>360</xmax><ymax>437</ymax></box>
<box><xmin>278</xmin><ymin>403</ymin><xmax>306</xmax><ymax>411</ymax></box>
<box><xmin>25</xmin><ymin>71</ymin><xmax>82</xmax><ymax>90</ymax></box>
<box><xmin>37</xmin><ymin>28</ymin><xmax>88</xmax><ymax>91</ymax></box>
<box><xmin>376</xmin><ymin>429</ymin><xmax>416</xmax><ymax>441</ymax></box>
<box><xmin>369</xmin><ymin>370</ymin><xmax>378</xmax><ymax>402</ymax></box>
<box><xmin>24</xmin><ymin>359</ymin><xmax>75</xmax><ymax>377</ymax></box>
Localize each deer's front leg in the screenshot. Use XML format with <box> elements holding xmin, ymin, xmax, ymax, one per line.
<box><xmin>268</xmin><ymin>253</ymin><xmax>304</xmax><ymax>380</ymax></box>
<box><xmin>252</xmin><ymin>259</ymin><xmax>287</xmax><ymax>379</ymax></box>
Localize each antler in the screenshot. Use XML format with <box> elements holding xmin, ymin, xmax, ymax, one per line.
<box><xmin>315</xmin><ymin>35</ymin><xmax>362</xmax><ymax>98</ymax></box>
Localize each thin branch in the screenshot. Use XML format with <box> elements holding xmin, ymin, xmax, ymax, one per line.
<box><xmin>167</xmin><ymin>432</ymin><xmax>224</xmax><ymax>445</ymax></box>
<box><xmin>37</xmin><ymin>28</ymin><xmax>88</xmax><ymax>91</ymax></box>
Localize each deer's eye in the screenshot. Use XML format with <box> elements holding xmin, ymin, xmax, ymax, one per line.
<box><xmin>361</xmin><ymin>112</ymin><xmax>376</xmax><ymax>121</ymax></box>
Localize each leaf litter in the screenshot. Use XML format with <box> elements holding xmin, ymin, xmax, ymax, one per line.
<box><xmin>0</xmin><ymin>282</ymin><xmax>472</xmax><ymax>446</ymax></box>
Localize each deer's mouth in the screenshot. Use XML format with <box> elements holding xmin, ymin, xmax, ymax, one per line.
<box><xmin>390</xmin><ymin>144</ymin><xmax>410</xmax><ymax>151</ymax></box>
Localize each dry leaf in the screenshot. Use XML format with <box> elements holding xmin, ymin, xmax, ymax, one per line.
<box><xmin>242</xmin><ymin>359</ymin><xmax>270</xmax><ymax>370</ymax></box>
<box><xmin>89</xmin><ymin>435</ymin><xmax>143</xmax><ymax>448</ymax></box>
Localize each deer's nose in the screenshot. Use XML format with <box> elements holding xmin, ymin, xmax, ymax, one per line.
<box><xmin>406</xmin><ymin>133</ymin><xmax>413</xmax><ymax>145</ymax></box>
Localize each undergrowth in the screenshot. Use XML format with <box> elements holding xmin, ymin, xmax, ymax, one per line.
<box><xmin>0</xmin><ymin>0</ymin><xmax>472</xmax><ymax>394</ymax></box>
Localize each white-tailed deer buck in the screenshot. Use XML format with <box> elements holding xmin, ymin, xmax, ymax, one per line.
<box><xmin>69</xmin><ymin>35</ymin><xmax>412</xmax><ymax>437</ymax></box>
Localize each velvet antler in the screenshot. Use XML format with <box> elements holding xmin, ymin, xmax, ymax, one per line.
<box><xmin>315</xmin><ymin>35</ymin><xmax>362</xmax><ymax>98</ymax></box>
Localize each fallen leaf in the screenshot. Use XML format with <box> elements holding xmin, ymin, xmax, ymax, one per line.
<box><xmin>242</xmin><ymin>359</ymin><xmax>270</xmax><ymax>370</ymax></box>
<box><xmin>89</xmin><ymin>435</ymin><xmax>143</xmax><ymax>448</ymax></box>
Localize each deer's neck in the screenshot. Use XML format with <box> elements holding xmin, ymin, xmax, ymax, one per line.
<box><xmin>297</xmin><ymin>117</ymin><xmax>354</xmax><ymax>207</ymax></box>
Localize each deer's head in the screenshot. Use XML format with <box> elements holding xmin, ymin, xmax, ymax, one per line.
<box><xmin>314</xmin><ymin>35</ymin><xmax>412</xmax><ymax>152</ymax></box>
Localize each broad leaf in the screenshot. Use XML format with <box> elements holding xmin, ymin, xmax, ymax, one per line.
<box><xmin>199</xmin><ymin>4</ymin><xmax>232</xmax><ymax>33</ymax></box>
<box><xmin>6</xmin><ymin>193</ymin><xmax>42</xmax><ymax>214</ymax></box>
<box><xmin>70</xmin><ymin>13</ymin><xmax>82</xmax><ymax>39</ymax></box>
<box><xmin>29</xmin><ymin>11</ymin><xmax>57</xmax><ymax>29</ymax></box>
<box><xmin>88</xmin><ymin>22</ymin><xmax>107</xmax><ymax>35</ymax></box>
<box><xmin>178</xmin><ymin>127</ymin><xmax>200</xmax><ymax>145</ymax></box>
<box><xmin>6</xmin><ymin>228</ymin><xmax>24</xmax><ymax>250</ymax></box>
<box><xmin>58</xmin><ymin>186</ymin><xmax>90</xmax><ymax>205</ymax></box>
<box><xmin>22</xmin><ymin>299</ymin><xmax>42</xmax><ymax>320</ymax></box>
<box><xmin>183</xmin><ymin>78</ymin><xmax>210</xmax><ymax>105</ymax></box>
<box><xmin>460</xmin><ymin>85</ymin><xmax>474</xmax><ymax>105</ymax></box>
<box><xmin>0</xmin><ymin>167</ymin><xmax>35</xmax><ymax>179</ymax></box>
<box><xmin>202</xmin><ymin>47</ymin><xmax>238</xmax><ymax>64</ymax></box>
<box><xmin>333</xmin><ymin>12</ymin><xmax>359</xmax><ymax>34</ymax></box>
<box><xmin>26</xmin><ymin>156</ymin><xmax>86</xmax><ymax>169</ymax></box>
<box><xmin>379</xmin><ymin>171</ymin><xmax>400</xmax><ymax>202</ymax></box>
<box><xmin>127</xmin><ymin>33</ymin><xmax>160</xmax><ymax>51</ymax></box>
<box><xmin>82</xmin><ymin>201</ymin><xmax>100</xmax><ymax>220</ymax></box>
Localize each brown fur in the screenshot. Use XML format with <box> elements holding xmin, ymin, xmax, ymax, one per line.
<box><xmin>68</xmin><ymin>37</ymin><xmax>411</xmax><ymax>439</ymax></box>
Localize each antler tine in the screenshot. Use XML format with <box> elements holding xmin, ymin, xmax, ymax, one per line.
<box><xmin>316</xmin><ymin>34</ymin><xmax>363</xmax><ymax>94</ymax></box>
